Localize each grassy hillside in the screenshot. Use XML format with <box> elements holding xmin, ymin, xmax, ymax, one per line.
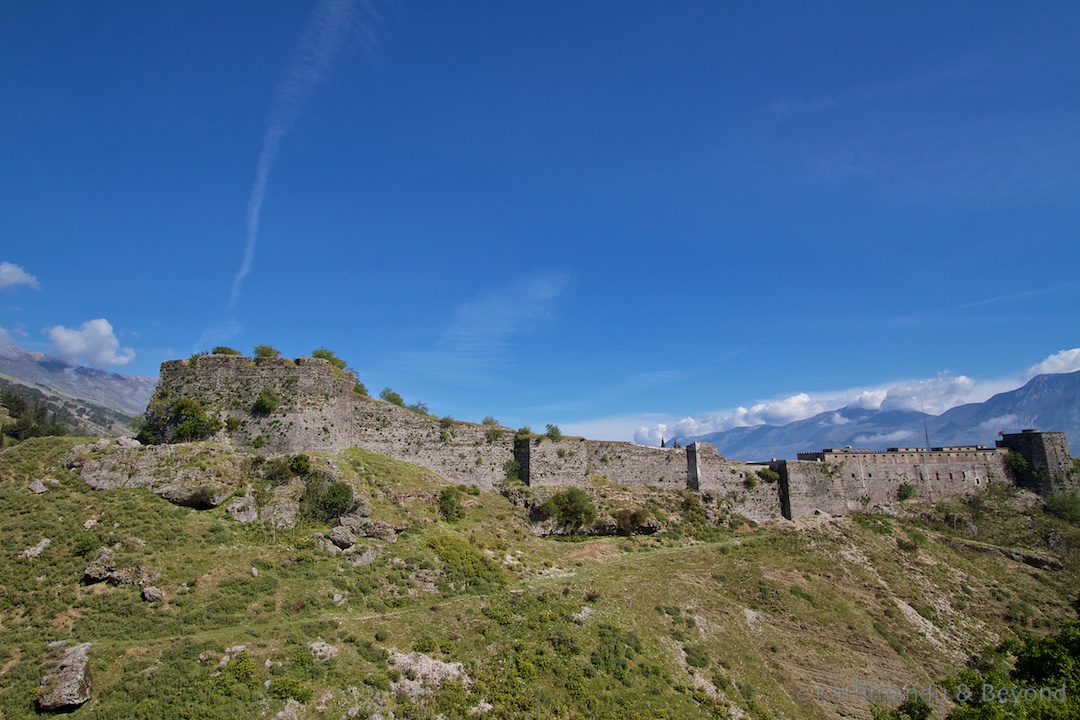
<box><xmin>1</xmin><ymin>437</ymin><xmax>1077</xmax><ymax>719</ymax></box>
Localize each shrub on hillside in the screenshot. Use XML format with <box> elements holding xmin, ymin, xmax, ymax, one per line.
<box><xmin>1044</xmin><ymin>492</ymin><xmax>1080</xmax><ymax>524</ymax></box>
<box><xmin>616</xmin><ymin>507</ymin><xmax>651</xmax><ymax>536</ymax></box>
<box><xmin>538</xmin><ymin>488</ymin><xmax>596</xmax><ymax>532</ymax></box>
<box><xmin>301</xmin><ymin>475</ymin><xmax>354</xmax><ymax>522</ymax></box>
<box><xmin>429</xmin><ymin>534</ymin><xmax>505</xmax><ymax>593</ymax></box>
<box><xmin>439</xmin><ymin>487</ymin><xmax>464</xmax><ymax>522</ymax></box>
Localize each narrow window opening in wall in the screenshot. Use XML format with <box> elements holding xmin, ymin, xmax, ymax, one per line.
<box><xmin>851</xmin><ymin>473</ymin><xmax>856</xmax><ymax>478</ymax></box>
<box><xmin>949</xmin><ymin>473</ymin><xmax>954</xmax><ymax>480</ymax></box>
<box><xmin>935</xmin><ymin>473</ymin><xmax>940</xmax><ymax>482</ymax></box>
<box><xmin>868</xmin><ymin>472</ymin><xmax>873</xmax><ymax>478</ymax></box>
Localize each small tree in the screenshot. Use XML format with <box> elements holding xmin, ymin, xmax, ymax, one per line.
<box><xmin>439</xmin><ymin>487</ymin><xmax>464</xmax><ymax>522</ymax></box>
<box><xmin>898</xmin><ymin>482</ymin><xmax>916</xmax><ymax>501</ymax></box>
<box><xmin>354</xmin><ymin>381</ymin><xmax>368</xmax><ymax>397</ymax></box>
<box><xmin>544</xmin><ymin>424</ymin><xmax>562</xmax><ymax>440</ymax></box>
<box><xmin>380</xmin><ymin>388</ymin><xmax>405</xmax><ymax>407</ymax></box>
<box><xmin>253</xmin><ymin>344</ymin><xmax>281</xmax><ymax>360</ymax></box>
<box><xmin>482</xmin><ymin>416</ymin><xmax>499</xmax><ymax>426</ymax></box>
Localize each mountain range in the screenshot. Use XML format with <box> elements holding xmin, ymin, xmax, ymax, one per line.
<box><xmin>681</xmin><ymin>371</ymin><xmax>1080</xmax><ymax>461</ymax></box>
<box><xmin>0</xmin><ymin>342</ymin><xmax>156</xmax><ymax>436</ymax></box>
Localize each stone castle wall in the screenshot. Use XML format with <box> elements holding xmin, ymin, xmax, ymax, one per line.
<box><xmin>777</xmin><ymin>451</ymin><xmax>1007</xmax><ymax>521</ymax></box>
<box><xmin>996</xmin><ymin>430</ymin><xmax>1073</xmax><ymax>494</ymax></box>
<box><xmin>149</xmin><ymin>357</ymin><xmax>1074</xmax><ymax>521</ymax></box>
<box><xmin>154</xmin><ymin>356</ymin><xmax>514</xmax><ymax>488</ymax></box>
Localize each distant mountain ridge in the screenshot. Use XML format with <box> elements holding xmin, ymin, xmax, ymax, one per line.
<box><xmin>0</xmin><ymin>342</ymin><xmax>156</xmax><ymax>435</ymax></box>
<box><xmin>682</xmin><ymin>371</ymin><xmax>1080</xmax><ymax>461</ymax></box>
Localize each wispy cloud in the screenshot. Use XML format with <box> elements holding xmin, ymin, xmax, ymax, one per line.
<box><xmin>0</xmin><ymin>262</ymin><xmax>39</xmax><ymax>290</ymax></box>
<box><xmin>229</xmin><ymin>0</ymin><xmax>369</xmax><ymax>312</ymax></box>
<box><xmin>407</xmin><ymin>271</ymin><xmax>570</xmax><ymax>382</ymax></box>
<box><xmin>44</xmin><ymin>318</ymin><xmax>135</xmax><ymax>368</ymax></box>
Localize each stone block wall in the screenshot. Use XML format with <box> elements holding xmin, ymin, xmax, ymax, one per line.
<box><xmin>515</xmin><ymin>436</ymin><xmax>590</xmax><ymax>487</ymax></box>
<box><xmin>586</xmin><ymin>440</ymin><xmax>686</xmax><ymax>490</ymax></box>
<box><xmin>350</xmin><ymin>399</ymin><xmax>514</xmax><ymax>489</ymax></box>
<box><xmin>997</xmin><ymin>430</ymin><xmax>1074</xmax><ymax>494</ymax></box>
<box><xmin>778</xmin><ymin>451</ymin><xmax>1007</xmax><ymax>521</ymax></box>
<box><xmin>155</xmin><ymin>356</ymin><xmax>358</xmax><ymax>453</ymax></box>
<box><xmin>147</xmin><ymin>358</ymin><xmax>1073</xmax><ymax>522</ymax></box>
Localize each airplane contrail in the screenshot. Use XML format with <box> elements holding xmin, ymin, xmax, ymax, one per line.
<box><xmin>229</xmin><ymin>0</ymin><xmax>360</xmax><ymax>312</ymax></box>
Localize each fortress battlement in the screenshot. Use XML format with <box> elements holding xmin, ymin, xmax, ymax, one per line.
<box><xmin>145</xmin><ymin>356</ymin><xmax>1075</xmax><ymax>523</ymax></box>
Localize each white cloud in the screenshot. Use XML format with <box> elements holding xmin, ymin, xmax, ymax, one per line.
<box><xmin>853</xmin><ymin>430</ymin><xmax>917</xmax><ymax>446</ymax></box>
<box><xmin>599</xmin><ymin>347</ymin><xmax>1080</xmax><ymax>446</ymax></box>
<box><xmin>1026</xmin><ymin>348</ymin><xmax>1080</xmax><ymax>377</ymax></box>
<box><xmin>0</xmin><ymin>262</ymin><xmax>39</xmax><ymax>290</ymax></box>
<box><xmin>878</xmin><ymin>373</ymin><xmax>976</xmax><ymax>413</ymax></box>
<box><xmin>44</xmin><ymin>318</ymin><xmax>135</xmax><ymax>368</ymax></box>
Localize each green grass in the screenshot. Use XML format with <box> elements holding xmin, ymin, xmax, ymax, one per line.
<box><xmin>1</xmin><ymin>437</ymin><xmax>1078</xmax><ymax>719</ymax></box>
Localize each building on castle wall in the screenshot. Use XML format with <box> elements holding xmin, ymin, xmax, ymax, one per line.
<box><xmin>147</xmin><ymin>357</ymin><xmax>1074</xmax><ymax>523</ymax></box>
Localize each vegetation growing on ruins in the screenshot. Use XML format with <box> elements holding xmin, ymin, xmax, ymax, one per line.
<box><xmin>251</xmin><ymin>386</ymin><xmax>280</xmax><ymax>416</ymax></box>
<box><xmin>379</xmin><ymin>387</ymin><xmax>405</xmax><ymax>407</ymax></box>
<box><xmin>135</xmin><ymin>397</ymin><xmax>222</xmax><ymax>444</ymax></box>
<box><xmin>1</xmin><ymin>435</ymin><xmax>1079</xmax><ymax>719</ymax></box>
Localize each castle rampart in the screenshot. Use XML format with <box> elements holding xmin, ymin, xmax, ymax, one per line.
<box><xmin>146</xmin><ymin>357</ymin><xmax>1074</xmax><ymax>522</ymax></box>
<box><xmin>996</xmin><ymin>430</ymin><xmax>1073</xmax><ymax>494</ymax></box>
<box><xmin>778</xmin><ymin>447</ymin><xmax>1008</xmax><ymax>520</ymax></box>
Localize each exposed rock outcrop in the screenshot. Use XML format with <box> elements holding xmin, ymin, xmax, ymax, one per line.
<box><xmin>82</xmin><ymin>547</ymin><xmax>159</xmax><ymax>587</ymax></box>
<box><xmin>20</xmin><ymin>538</ymin><xmax>50</xmax><ymax>559</ymax></box>
<box><xmin>227</xmin><ymin>491</ymin><xmax>259</xmax><ymax>523</ymax></box>
<box><xmin>38</xmin><ymin>642</ymin><xmax>92</xmax><ymax>711</ymax></box>
<box><xmin>65</xmin><ymin>442</ymin><xmax>244</xmax><ymax>509</ymax></box>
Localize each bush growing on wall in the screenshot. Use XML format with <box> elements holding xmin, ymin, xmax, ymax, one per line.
<box><xmin>252</xmin><ymin>386</ymin><xmax>280</xmax><ymax>416</ymax></box>
<box><xmin>311</xmin><ymin>347</ymin><xmax>347</xmax><ymax>370</ymax></box>
<box><xmin>544</xmin><ymin>424</ymin><xmax>563</xmax><ymax>440</ymax></box>
<box><xmin>253</xmin><ymin>344</ymin><xmax>281</xmax><ymax>360</ymax></box>
<box><xmin>380</xmin><ymin>388</ymin><xmax>405</xmax><ymax>407</ymax></box>
<box><xmin>211</xmin><ymin>346</ymin><xmax>243</xmax><ymax>356</ymax></box>
<box><xmin>897</xmin><ymin>482</ymin><xmax>916</xmax><ymax>501</ymax></box>
<box><xmin>136</xmin><ymin>397</ymin><xmax>222</xmax><ymax>444</ymax></box>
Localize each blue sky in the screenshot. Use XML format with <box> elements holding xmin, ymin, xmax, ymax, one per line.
<box><xmin>2</xmin><ymin>1</ymin><xmax>1078</xmax><ymax>443</ymax></box>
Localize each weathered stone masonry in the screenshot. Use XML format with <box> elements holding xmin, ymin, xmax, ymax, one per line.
<box><xmin>149</xmin><ymin>356</ymin><xmax>1075</xmax><ymax>522</ymax></box>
